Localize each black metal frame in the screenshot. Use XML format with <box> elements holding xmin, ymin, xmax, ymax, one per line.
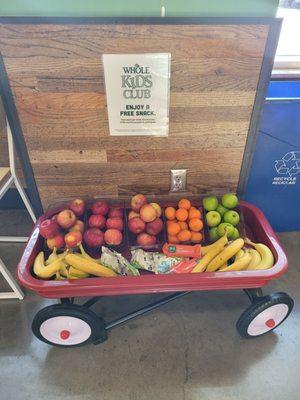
<box><xmin>0</xmin><ymin>16</ymin><xmax>282</xmax><ymax>217</ymax></box>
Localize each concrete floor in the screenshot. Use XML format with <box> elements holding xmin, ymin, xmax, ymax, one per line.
<box><xmin>0</xmin><ymin>210</ymin><xmax>299</xmax><ymax>400</ymax></box>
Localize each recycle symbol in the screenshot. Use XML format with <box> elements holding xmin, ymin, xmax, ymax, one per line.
<box><xmin>275</xmin><ymin>151</ymin><xmax>300</xmax><ymax>177</ymax></box>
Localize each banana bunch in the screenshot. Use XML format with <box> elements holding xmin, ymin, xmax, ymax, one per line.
<box><xmin>33</xmin><ymin>245</ymin><xmax>117</xmax><ymax>280</ymax></box>
<box><xmin>192</xmin><ymin>234</ymin><xmax>274</xmax><ymax>273</ymax></box>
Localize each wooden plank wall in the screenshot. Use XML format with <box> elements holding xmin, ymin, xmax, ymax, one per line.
<box><xmin>0</xmin><ymin>23</ymin><xmax>269</xmax><ymax>208</ymax></box>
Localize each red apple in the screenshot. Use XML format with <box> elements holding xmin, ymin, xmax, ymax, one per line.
<box><xmin>57</xmin><ymin>209</ymin><xmax>76</xmax><ymax>229</ymax></box>
<box><xmin>106</xmin><ymin>217</ymin><xmax>123</xmax><ymax>231</ymax></box>
<box><xmin>140</xmin><ymin>204</ymin><xmax>157</xmax><ymax>222</ymax></box>
<box><xmin>128</xmin><ymin>210</ymin><xmax>140</xmax><ymax>220</ymax></box>
<box><xmin>104</xmin><ymin>229</ymin><xmax>123</xmax><ymax>245</ymax></box>
<box><xmin>69</xmin><ymin>220</ymin><xmax>84</xmax><ymax>233</ymax></box>
<box><xmin>108</xmin><ymin>207</ymin><xmax>123</xmax><ymax>218</ymax></box>
<box><xmin>69</xmin><ymin>198</ymin><xmax>86</xmax><ymax>217</ymax></box>
<box><xmin>46</xmin><ymin>234</ymin><xmax>65</xmax><ymax>250</ymax></box>
<box><xmin>128</xmin><ymin>217</ymin><xmax>146</xmax><ymax>234</ymax></box>
<box><xmin>146</xmin><ymin>218</ymin><xmax>163</xmax><ymax>235</ymax></box>
<box><xmin>40</xmin><ymin>219</ymin><xmax>60</xmax><ymax>239</ymax></box>
<box><xmin>91</xmin><ymin>200</ymin><xmax>109</xmax><ymax>215</ymax></box>
<box><xmin>136</xmin><ymin>232</ymin><xmax>156</xmax><ymax>246</ymax></box>
<box><xmin>65</xmin><ymin>231</ymin><xmax>82</xmax><ymax>248</ymax></box>
<box><xmin>131</xmin><ymin>194</ymin><xmax>147</xmax><ymax>212</ymax></box>
<box><xmin>88</xmin><ymin>214</ymin><xmax>106</xmax><ymax>229</ymax></box>
<box><xmin>83</xmin><ymin>228</ymin><xmax>104</xmax><ymax>248</ymax></box>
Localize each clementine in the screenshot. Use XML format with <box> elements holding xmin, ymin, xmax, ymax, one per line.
<box><xmin>189</xmin><ymin>218</ymin><xmax>203</xmax><ymax>232</ymax></box>
<box><xmin>177</xmin><ymin>230</ymin><xmax>192</xmax><ymax>242</ymax></box>
<box><xmin>178</xmin><ymin>199</ymin><xmax>191</xmax><ymax>210</ymax></box>
<box><xmin>176</xmin><ymin>208</ymin><xmax>189</xmax><ymax>222</ymax></box>
<box><xmin>165</xmin><ymin>207</ymin><xmax>176</xmax><ymax>220</ymax></box>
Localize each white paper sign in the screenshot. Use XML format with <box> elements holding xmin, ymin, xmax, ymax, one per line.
<box><xmin>103</xmin><ymin>53</ymin><xmax>170</xmax><ymax>136</ymax></box>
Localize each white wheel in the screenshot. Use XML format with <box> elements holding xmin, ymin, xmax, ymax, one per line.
<box><xmin>236</xmin><ymin>292</ymin><xmax>293</xmax><ymax>338</ymax></box>
<box><xmin>40</xmin><ymin>316</ymin><xmax>92</xmax><ymax>346</ymax></box>
<box><xmin>32</xmin><ymin>304</ymin><xmax>107</xmax><ymax>347</ymax></box>
<box><xmin>247</xmin><ymin>304</ymin><xmax>289</xmax><ymax>336</ymax></box>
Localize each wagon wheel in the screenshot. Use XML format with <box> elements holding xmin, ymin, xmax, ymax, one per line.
<box><xmin>32</xmin><ymin>304</ymin><xmax>107</xmax><ymax>347</ymax></box>
<box><xmin>236</xmin><ymin>292</ymin><xmax>294</xmax><ymax>338</ymax></box>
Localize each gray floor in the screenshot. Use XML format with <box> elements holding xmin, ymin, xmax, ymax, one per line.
<box><xmin>0</xmin><ymin>210</ymin><xmax>299</xmax><ymax>400</ymax></box>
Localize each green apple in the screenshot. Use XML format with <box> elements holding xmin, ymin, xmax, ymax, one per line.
<box><xmin>217</xmin><ymin>222</ymin><xmax>234</xmax><ymax>237</ymax></box>
<box><xmin>206</xmin><ymin>211</ymin><xmax>221</xmax><ymax>227</ymax></box>
<box><xmin>221</xmin><ymin>193</ymin><xmax>238</xmax><ymax>209</ymax></box>
<box><xmin>216</xmin><ymin>204</ymin><xmax>229</xmax><ymax>217</ymax></box>
<box><xmin>203</xmin><ymin>196</ymin><xmax>218</xmax><ymax>211</ymax></box>
<box><xmin>223</xmin><ymin>210</ymin><xmax>240</xmax><ymax>226</ymax></box>
<box><xmin>209</xmin><ymin>227</ymin><xmax>219</xmax><ymax>242</ymax></box>
<box><xmin>230</xmin><ymin>227</ymin><xmax>240</xmax><ymax>240</ymax></box>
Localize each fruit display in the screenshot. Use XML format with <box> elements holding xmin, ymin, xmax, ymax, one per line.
<box><xmin>165</xmin><ymin>198</ymin><xmax>203</xmax><ymax>244</ymax></box>
<box><xmin>86</xmin><ymin>200</ymin><xmax>124</xmax><ymax>247</ymax></box>
<box><xmin>203</xmin><ymin>193</ymin><xmax>242</xmax><ymax>242</ymax></box>
<box><xmin>39</xmin><ymin>198</ymin><xmax>125</xmax><ymax>258</ymax></box>
<box><xmin>127</xmin><ymin>194</ymin><xmax>164</xmax><ymax>248</ymax></box>
<box><xmin>33</xmin><ymin>195</ymin><xmax>275</xmax><ymax>281</ymax></box>
<box><xmin>40</xmin><ymin>199</ymin><xmax>87</xmax><ymax>250</ymax></box>
<box><xmin>192</xmin><ymin>234</ymin><xmax>275</xmax><ymax>273</ymax></box>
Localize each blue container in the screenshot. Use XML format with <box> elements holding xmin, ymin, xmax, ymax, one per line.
<box><xmin>245</xmin><ymin>81</ymin><xmax>300</xmax><ymax>232</ymax></box>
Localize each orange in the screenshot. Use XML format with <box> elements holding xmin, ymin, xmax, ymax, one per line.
<box><xmin>165</xmin><ymin>207</ymin><xmax>176</xmax><ymax>220</ymax></box>
<box><xmin>166</xmin><ymin>220</ymin><xmax>173</xmax><ymax>227</ymax></box>
<box><xmin>191</xmin><ymin>232</ymin><xmax>203</xmax><ymax>243</ymax></box>
<box><xmin>188</xmin><ymin>208</ymin><xmax>201</xmax><ymax>220</ymax></box>
<box><xmin>178</xmin><ymin>199</ymin><xmax>191</xmax><ymax>210</ymax></box>
<box><xmin>167</xmin><ymin>222</ymin><xmax>181</xmax><ymax>236</ymax></box>
<box><xmin>168</xmin><ymin>234</ymin><xmax>179</xmax><ymax>244</ymax></box>
<box><xmin>177</xmin><ymin>229</ymin><xmax>192</xmax><ymax>242</ymax></box>
<box><xmin>178</xmin><ymin>221</ymin><xmax>188</xmax><ymax>231</ymax></box>
<box><xmin>175</xmin><ymin>208</ymin><xmax>188</xmax><ymax>222</ymax></box>
<box><xmin>189</xmin><ymin>218</ymin><xmax>203</xmax><ymax>232</ymax></box>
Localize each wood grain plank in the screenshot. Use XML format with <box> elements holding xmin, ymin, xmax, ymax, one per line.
<box><xmin>30</xmin><ymin>149</ymin><xmax>107</xmax><ymax>164</ymax></box>
<box><xmin>0</xmin><ymin>22</ymin><xmax>269</xmax><ymax>207</ymax></box>
<box><xmin>0</xmin><ymin>24</ymin><xmax>268</xmax><ymax>40</ymax></box>
<box><xmin>107</xmin><ymin>148</ymin><xmax>243</xmax><ymax>163</ymax></box>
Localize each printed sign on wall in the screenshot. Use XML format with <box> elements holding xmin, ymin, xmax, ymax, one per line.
<box><xmin>103</xmin><ymin>53</ymin><xmax>171</xmax><ymax>136</ymax></box>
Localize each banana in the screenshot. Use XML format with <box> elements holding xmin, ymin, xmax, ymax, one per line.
<box><xmin>33</xmin><ymin>252</ymin><xmax>66</xmax><ymax>279</ymax></box>
<box><xmin>69</xmin><ymin>266</ymin><xmax>90</xmax><ymax>278</ymax></box>
<box><xmin>219</xmin><ymin>261</ymin><xmax>228</xmax><ymax>269</ymax></box>
<box><xmin>235</xmin><ymin>249</ymin><xmax>245</xmax><ymax>261</ymax></box>
<box><xmin>46</xmin><ymin>247</ymin><xmax>58</xmax><ymax>265</ymax></box>
<box><xmin>245</xmin><ymin>238</ymin><xmax>274</xmax><ymax>270</ymax></box>
<box><xmin>192</xmin><ymin>244</ymin><xmax>225</xmax><ymax>273</ymax></box>
<box><xmin>206</xmin><ymin>238</ymin><xmax>245</xmax><ymax>272</ymax></box>
<box><xmin>79</xmin><ymin>243</ymin><xmax>101</xmax><ymax>263</ymax></box>
<box><xmin>55</xmin><ymin>271</ymin><xmax>68</xmax><ymax>280</ymax></box>
<box><xmin>247</xmin><ymin>248</ymin><xmax>262</xmax><ymax>270</ymax></box>
<box><xmin>65</xmin><ymin>253</ymin><xmax>117</xmax><ymax>277</ymax></box>
<box><xmin>201</xmin><ymin>233</ymin><xmax>228</xmax><ymax>255</ymax></box>
<box><xmin>219</xmin><ymin>251</ymin><xmax>252</xmax><ymax>272</ymax></box>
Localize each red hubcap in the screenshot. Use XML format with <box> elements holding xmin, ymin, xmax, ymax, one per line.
<box><xmin>60</xmin><ymin>330</ymin><xmax>71</xmax><ymax>340</ymax></box>
<box><xmin>265</xmin><ymin>318</ymin><xmax>276</xmax><ymax>328</ymax></box>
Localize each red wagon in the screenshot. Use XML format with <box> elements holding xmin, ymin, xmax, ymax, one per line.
<box><xmin>17</xmin><ymin>200</ymin><xmax>294</xmax><ymax>347</ymax></box>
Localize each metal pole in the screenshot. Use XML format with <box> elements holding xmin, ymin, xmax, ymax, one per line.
<box><xmin>106</xmin><ymin>292</ymin><xmax>189</xmax><ymax>331</ymax></box>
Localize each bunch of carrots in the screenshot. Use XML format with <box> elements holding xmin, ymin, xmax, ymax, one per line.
<box><xmin>165</xmin><ymin>199</ymin><xmax>203</xmax><ymax>244</ymax></box>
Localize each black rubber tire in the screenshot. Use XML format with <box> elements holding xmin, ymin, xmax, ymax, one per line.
<box><xmin>32</xmin><ymin>304</ymin><xmax>107</xmax><ymax>347</ymax></box>
<box><xmin>236</xmin><ymin>292</ymin><xmax>294</xmax><ymax>339</ymax></box>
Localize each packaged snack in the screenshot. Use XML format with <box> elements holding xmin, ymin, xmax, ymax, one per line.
<box><xmin>100</xmin><ymin>247</ymin><xmax>139</xmax><ymax>276</ymax></box>
<box><xmin>130</xmin><ymin>249</ymin><xmax>181</xmax><ymax>274</ymax></box>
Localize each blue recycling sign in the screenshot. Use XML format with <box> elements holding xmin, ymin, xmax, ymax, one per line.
<box><xmin>275</xmin><ymin>151</ymin><xmax>300</xmax><ymax>177</ymax></box>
